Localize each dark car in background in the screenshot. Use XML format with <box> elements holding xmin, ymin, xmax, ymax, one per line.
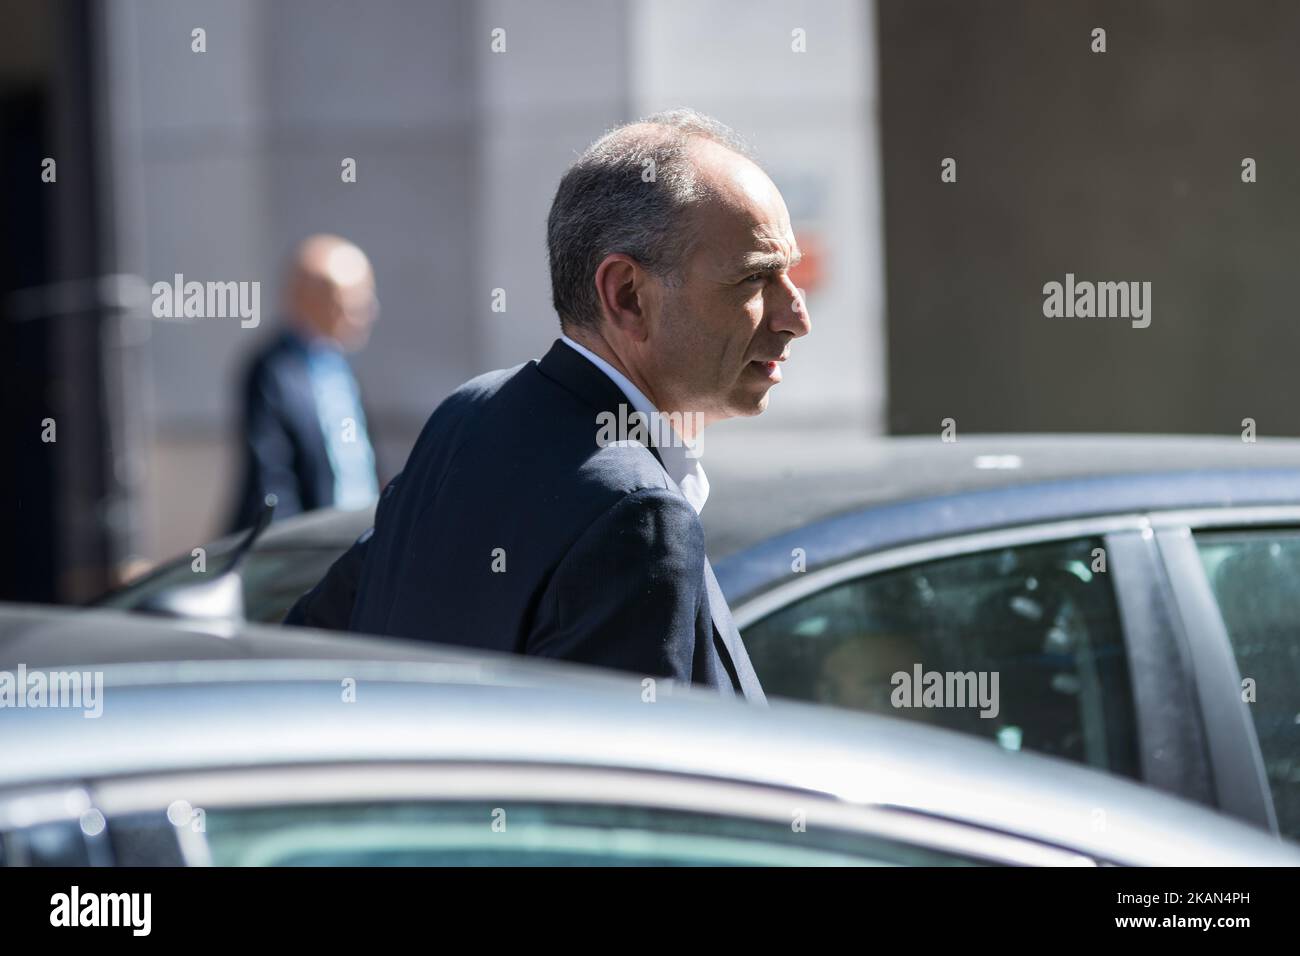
<box><xmin>96</xmin><ymin>434</ymin><xmax>1300</xmax><ymax>843</ymax></box>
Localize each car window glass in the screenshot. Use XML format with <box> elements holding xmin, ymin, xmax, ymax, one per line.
<box><xmin>97</xmin><ymin>548</ymin><xmax>340</xmax><ymax>624</ymax></box>
<box><xmin>195</xmin><ymin>801</ymin><xmax>995</xmax><ymax>867</ymax></box>
<box><xmin>0</xmin><ymin>822</ymin><xmax>90</xmax><ymax>866</ymax></box>
<box><xmin>743</xmin><ymin>537</ymin><xmax>1140</xmax><ymax>778</ymax></box>
<box><xmin>238</xmin><ymin>550</ymin><xmax>342</xmax><ymax>622</ymax></box>
<box><xmin>1196</xmin><ymin>530</ymin><xmax>1300</xmax><ymax>840</ymax></box>
<box><xmin>94</xmin><ymin>544</ymin><xmax>236</xmax><ymax>609</ymax></box>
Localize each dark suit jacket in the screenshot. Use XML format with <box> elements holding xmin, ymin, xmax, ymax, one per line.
<box><xmin>337</xmin><ymin>339</ymin><xmax>765</xmax><ymax>701</ymax></box>
<box><xmin>229</xmin><ymin>330</ymin><xmax>376</xmax><ymax>532</ymax></box>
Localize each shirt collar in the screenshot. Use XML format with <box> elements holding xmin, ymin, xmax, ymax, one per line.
<box><xmin>288</xmin><ymin>325</ymin><xmax>344</xmax><ymax>358</ymax></box>
<box><xmin>559</xmin><ymin>334</ymin><xmax>709</xmax><ymax>514</ymax></box>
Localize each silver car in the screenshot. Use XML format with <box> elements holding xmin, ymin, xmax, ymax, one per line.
<box><xmin>2</xmin><ymin>604</ymin><xmax>1296</xmax><ymax>866</ymax></box>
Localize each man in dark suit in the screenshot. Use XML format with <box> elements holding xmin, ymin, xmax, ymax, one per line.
<box><xmin>292</xmin><ymin>110</ymin><xmax>811</xmax><ymax>702</ymax></box>
<box><xmin>229</xmin><ymin>235</ymin><xmax>381</xmax><ymax>531</ymax></box>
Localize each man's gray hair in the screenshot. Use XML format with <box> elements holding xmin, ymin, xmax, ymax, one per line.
<box><xmin>547</xmin><ymin>108</ymin><xmax>753</xmax><ymax>332</ymax></box>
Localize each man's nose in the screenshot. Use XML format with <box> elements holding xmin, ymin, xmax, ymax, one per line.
<box><xmin>769</xmin><ymin>273</ymin><xmax>812</xmax><ymax>338</ymax></box>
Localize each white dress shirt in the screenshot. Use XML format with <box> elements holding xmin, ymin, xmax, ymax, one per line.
<box><xmin>560</xmin><ymin>334</ymin><xmax>710</xmax><ymax>514</ymax></box>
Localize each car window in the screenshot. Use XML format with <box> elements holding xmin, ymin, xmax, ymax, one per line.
<box><xmin>95</xmin><ymin>548</ymin><xmax>234</xmax><ymax>610</ymax></box>
<box><xmin>96</xmin><ymin>548</ymin><xmax>340</xmax><ymax>624</ymax></box>
<box><xmin>189</xmin><ymin>801</ymin><xmax>992</xmax><ymax>867</ymax></box>
<box><xmin>237</xmin><ymin>550</ymin><xmax>341</xmax><ymax>622</ymax></box>
<box><xmin>0</xmin><ymin>821</ymin><xmax>91</xmax><ymax>866</ymax></box>
<box><xmin>742</xmin><ymin>536</ymin><xmax>1141</xmax><ymax>778</ymax></box>
<box><xmin>1196</xmin><ymin>530</ymin><xmax>1300</xmax><ymax>840</ymax></box>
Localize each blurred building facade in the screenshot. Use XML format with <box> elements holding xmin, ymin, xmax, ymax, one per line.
<box><xmin>15</xmin><ymin>0</ymin><xmax>1294</xmax><ymax>602</ymax></box>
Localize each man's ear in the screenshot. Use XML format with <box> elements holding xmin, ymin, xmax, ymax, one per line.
<box><xmin>593</xmin><ymin>253</ymin><xmax>649</xmax><ymax>342</ymax></box>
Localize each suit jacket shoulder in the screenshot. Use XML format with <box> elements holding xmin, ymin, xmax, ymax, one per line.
<box><xmin>347</xmin><ymin>339</ymin><xmax>763</xmax><ymax>701</ymax></box>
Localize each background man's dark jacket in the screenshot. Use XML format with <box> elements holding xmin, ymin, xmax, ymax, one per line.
<box><xmin>229</xmin><ymin>330</ymin><xmax>376</xmax><ymax>532</ymax></box>
<box><xmin>338</xmin><ymin>340</ymin><xmax>765</xmax><ymax>701</ymax></box>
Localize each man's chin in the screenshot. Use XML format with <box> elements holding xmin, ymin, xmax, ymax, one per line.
<box><xmin>726</xmin><ymin>387</ymin><xmax>773</xmax><ymax>418</ymax></box>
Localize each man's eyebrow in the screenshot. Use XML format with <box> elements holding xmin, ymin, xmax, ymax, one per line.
<box><xmin>738</xmin><ymin>247</ymin><xmax>802</xmax><ymax>273</ymax></box>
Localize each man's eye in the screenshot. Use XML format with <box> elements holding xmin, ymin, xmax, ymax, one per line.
<box><xmin>743</xmin><ymin>273</ymin><xmax>766</xmax><ymax>284</ymax></box>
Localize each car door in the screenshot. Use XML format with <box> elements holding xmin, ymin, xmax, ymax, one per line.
<box><xmin>1152</xmin><ymin>505</ymin><xmax>1300</xmax><ymax>841</ymax></box>
<box><xmin>729</xmin><ymin>517</ymin><xmax>1214</xmax><ymax>807</ymax></box>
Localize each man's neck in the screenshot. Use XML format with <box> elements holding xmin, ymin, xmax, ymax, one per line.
<box><xmin>562</xmin><ymin>327</ymin><xmax>704</xmax><ymax>444</ymax></box>
<box><xmin>562</xmin><ymin>327</ymin><xmax>652</xmax><ymax>397</ymax></box>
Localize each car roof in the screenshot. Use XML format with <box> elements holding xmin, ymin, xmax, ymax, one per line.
<box><xmin>702</xmin><ymin>431</ymin><xmax>1300</xmax><ymax>551</ymax></box>
<box><xmin>0</xmin><ymin>604</ymin><xmax>618</xmax><ymax>681</ymax></box>
<box><xmin>192</xmin><ymin>505</ymin><xmax>375</xmax><ymax>560</ymax></box>
<box><xmin>2</xmin><ymin>607</ymin><xmax>1296</xmax><ymax>866</ymax></box>
<box><xmin>701</xmin><ymin>432</ymin><xmax>1300</xmax><ymax>601</ymax></box>
<box><xmin>145</xmin><ymin>434</ymin><xmax>1300</xmax><ymax>615</ymax></box>
<box><xmin>253</xmin><ymin>504</ymin><xmax>374</xmax><ymax>549</ymax></box>
<box><xmin>222</xmin><ymin>432</ymin><xmax>1300</xmax><ymax>561</ymax></box>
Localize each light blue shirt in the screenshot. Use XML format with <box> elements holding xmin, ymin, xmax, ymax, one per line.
<box><xmin>300</xmin><ymin>337</ymin><xmax>379</xmax><ymax>510</ymax></box>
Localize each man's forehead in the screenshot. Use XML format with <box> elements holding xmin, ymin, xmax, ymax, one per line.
<box><xmin>690</xmin><ymin>139</ymin><xmax>784</xmax><ymax>208</ymax></box>
<box><xmin>730</xmin><ymin>217</ymin><xmax>799</xmax><ymax>263</ymax></box>
<box><xmin>689</xmin><ymin>214</ymin><xmax>801</xmax><ymax>274</ymax></box>
<box><xmin>697</xmin><ymin>189</ymin><xmax>797</xmax><ymax>254</ymax></box>
<box><xmin>751</xmin><ymin>224</ymin><xmax>798</xmax><ymax>253</ymax></box>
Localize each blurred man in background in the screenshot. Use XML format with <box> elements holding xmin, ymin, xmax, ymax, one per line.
<box><xmin>229</xmin><ymin>234</ymin><xmax>380</xmax><ymax>531</ymax></box>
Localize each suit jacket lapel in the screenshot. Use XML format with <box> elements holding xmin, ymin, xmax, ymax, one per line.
<box><xmin>703</xmin><ymin>557</ymin><xmax>767</xmax><ymax>703</ymax></box>
<box><xmin>540</xmin><ymin>339</ymin><xmax>763</xmax><ymax>701</ymax></box>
